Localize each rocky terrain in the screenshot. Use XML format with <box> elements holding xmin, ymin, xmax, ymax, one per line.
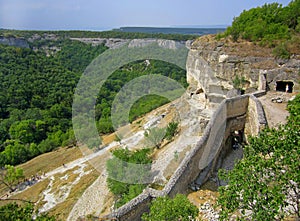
<box><xmin>187</xmin><ymin>35</ymin><xmax>300</xmax><ymax>105</ymax></box>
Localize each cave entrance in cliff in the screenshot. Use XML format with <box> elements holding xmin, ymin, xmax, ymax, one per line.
<box><xmin>276</xmin><ymin>81</ymin><xmax>294</xmax><ymax>93</ymax></box>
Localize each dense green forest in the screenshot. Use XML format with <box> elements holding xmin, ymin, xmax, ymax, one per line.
<box><xmin>0</xmin><ymin>35</ymin><xmax>187</xmax><ymax>166</ymax></box>
<box><xmin>219</xmin><ymin>0</ymin><xmax>300</xmax><ymax>58</ymax></box>
<box><xmin>0</xmin><ymin>41</ymin><xmax>106</xmax><ymax>166</ymax></box>
<box><xmin>96</xmin><ymin>60</ymin><xmax>187</xmax><ymax>134</ymax></box>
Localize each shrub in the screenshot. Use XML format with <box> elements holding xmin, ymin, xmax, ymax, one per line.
<box><xmin>273</xmin><ymin>43</ymin><xmax>291</xmax><ymax>59</ymax></box>
<box><xmin>142</xmin><ymin>194</ymin><xmax>198</xmax><ymax>221</ymax></box>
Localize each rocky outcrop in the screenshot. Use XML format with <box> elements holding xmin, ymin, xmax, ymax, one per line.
<box><xmin>70</xmin><ymin>38</ymin><xmax>130</xmax><ymax>49</ymax></box>
<box><xmin>0</xmin><ymin>36</ymin><xmax>29</xmax><ymax>48</ymax></box>
<box><xmin>186</xmin><ymin>37</ymin><xmax>300</xmax><ymax>106</ymax></box>
<box><xmin>70</xmin><ymin>38</ymin><xmax>187</xmax><ymax>50</ymax></box>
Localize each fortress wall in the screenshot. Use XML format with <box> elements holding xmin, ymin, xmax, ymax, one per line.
<box><xmin>107</xmin><ymin>94</ymin><xmax>267</xmax><ymax>221</ymax></box>
<box><xmin>245</xmin><ymin>94</ymin><xmax>268</xmax><ymax>138</ymax></box>
<box><xmin>111</xmin><ymin>192</ymin><xmax>152</xmax><ymax>221</ymax></box>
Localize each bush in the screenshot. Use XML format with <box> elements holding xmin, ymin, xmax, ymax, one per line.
<box><xmin>106</xmin><ymin>148</ymin><xmax>152</xmax><ymax>208</ymax></box>
<box><xmin>142</xmin><ymin>194</ymin><xmax>198</xmax><ymax>221</ymax></box>
<box><xmin>164</xmin><ymin>121</ymin><xmax>179</xmax><ymax>141</ymax></box>
<box><xmin>273</xmin><ymin>43</ymin><xmax>291</xmax><ymax>59</ymax></box>
<box><xmin>0</xmin><ymin>203</ymin><xmax>56</xmax><ymax>221</ymax></box>
<box><xmin>221</xmin><ymin>0</ymin><xmax>299</xmax><ymax>50</ymax></box>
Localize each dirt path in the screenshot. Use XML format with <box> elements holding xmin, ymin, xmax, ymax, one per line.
<box><xmin>258</xmin><ymin>92</ymin><xmax>292</xmax><ymax>128</ymax></box>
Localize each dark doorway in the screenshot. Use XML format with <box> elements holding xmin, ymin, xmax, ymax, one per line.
<box><xmin>276</xmin><ymin>81</ymin><xmax>294</xmax><ymax>93</ymax></box>
<box><xmin>232</xmin><ymin>130</ymin><xmax>244</xmax><ymax>150</ymax></box>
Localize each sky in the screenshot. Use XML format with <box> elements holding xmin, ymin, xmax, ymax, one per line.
<box><xmin>0</xmin><ymin>0</ymin><xmax>292</xmax><ymax>30</ymax></box>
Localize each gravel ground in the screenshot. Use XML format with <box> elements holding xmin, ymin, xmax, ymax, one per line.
<box><xmin>67</xmin><ymin>170</ymin><xmax>109</xmax><ymax>221</ymax></box>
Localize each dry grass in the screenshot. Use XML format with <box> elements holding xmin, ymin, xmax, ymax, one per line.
<box><xmin>0</xmin><ymin>163</ymin><xmax>100</xmax><ymax>221</ymax></box>
<box><xmin>287</xmin><ymin>34</ymin><xmax>300</xmax><ymax>55</ymax></box>
<box><xmin>0</xmin><ymin>178</ymin><xmax>50</xmax><ymax>207</ymax></box>
<box><xmin>102</xmin><ymin>133</ymin><xmax>117</xmax><ymax>145</ymax></box>
<box><xmin>0</xmin><ymin>98</ymin><xmax>181</xmax><ymax>219</ymax></box>
<box><xmin>49</xmin><ymin>166</ymin><xmax>82</xmax><ymax>196</ymax></box>
<box><xmin>250</xmin><ymin>59</ymin><xmax>279</xmax><ymax>69</ymax></box>
<box><xmin>89</xmin><ymin>151</ymin><xmax>110</xmax><ymax>172</ymax></box>
<box><xmin>194</xmin><ymin>34</ymin><xmax>274</xmax><ymax>57</ymax></box>
<box><xmin>47</xmin><ymin>167</ymin><xmax>99</xmax><ymax>221</ymax></box>
<box><xmin>0</xmin><ymin>146</ymin><xmax>82</xmax><ymax>197</ymax></box>
<box><xmin>18</xmin><ymin>146</ymin><xmax>83</xmax><ymax>178</ymax></box>
<box><xmin>194</xmin><ymin>33</ymin><xmax>300</xmax><ymax>59</ymax></box>
<box><xmin>98</xmin><ymin>192</ymin><xmax>115</xmax><ymax>217</ymax></box>
<box><xmin>188</xmin><ymin>188</ymin><xmax>219</xmax><ymax>221</ymax></box>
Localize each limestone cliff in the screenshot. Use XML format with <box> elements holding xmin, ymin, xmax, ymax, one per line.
<box><xmin>71</xmin><ymin>37</ymin><xmax>187</xmax><ymax>50</ymax></box>
<box><xmin>0</xmin><ymin>36</ymin><xmax>29</xmax><ymax>48</ymax></box>
<box><xmin>186</xmin><ymin>35</ymin><xmax>300</xmax><ymax>106</ymax></box>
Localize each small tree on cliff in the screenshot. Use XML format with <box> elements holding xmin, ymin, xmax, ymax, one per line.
<box><xmin>217</xmin><ymin>95</ymin><xmax>300</xmax><ymax>220</ymax></box>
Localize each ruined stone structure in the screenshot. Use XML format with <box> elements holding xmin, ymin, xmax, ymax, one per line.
<box><xmin>105</xmin><ymin>41</ymin><xmax>272</xmax><ymax>220</ymax></box>
<box><xmin>187</xmin><ymin>38</ymin><xmax>300</xmax><ymax>106</ymax></box>
<box><xmin>106</xmin><ymin>93</ymin><xmax>266</xmax><ymax>221</ymax></box>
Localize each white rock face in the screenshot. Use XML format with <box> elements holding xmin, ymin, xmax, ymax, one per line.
<box><xmin>70</xmin><ymin>38</ymin><xmax>130</xmax><ymax>49</ymax></box>
<box><xmin>0</xmin><ymin>36</ymin><xmax>29</xmax><ymax>48</ymax></box>
<box><xmin>71</xmin><ymin>38</ymin><xmax>186</xmax><ymax>50</ymax></box>
<box><xmin>128</xmin><ymin>39</ymin><xmax>185</xmax><ymax>49</ymax></box>
<box><xmin>218</xmin><ymin>54</ymin><xmax>228</xmax><ymax>63</ymax></box>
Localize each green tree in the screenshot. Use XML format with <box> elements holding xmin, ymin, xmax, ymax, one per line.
<box><xmin>221</xmin><ymin>0</ymin><xmax>300</xmax><ymax>48</ymax></box>
<box><xmin>106</xmin><ymin>148</ymin><xmax>152</xmax><ymax>208</ymax></box>
<box><xmin>217</xmin><ymin>95</ymin><xmax>300</xmax><ymax>220</ymax></box>
<box><xmin>0</xmin><ymin>140</ymin><xmax>29</xmax><ymax>166</ymax></box>
<box><xmin>0</xmin><ymin>203</ymin><xmax>56</xmax><ymax>221</ymax></box>
<box><xmin>142</xmin><ymin>194</ymin><xmax>198</xmax><ymax>221</ymax></box>
<box><xmin>0</xmin><ymin>165</ymin><xmax>24</xmax><ymax>191</ymax></box>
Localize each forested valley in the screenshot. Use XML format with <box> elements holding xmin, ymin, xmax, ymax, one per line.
<box><xmin>0</xmin><ymin>34</ymin><xmax>187</xmax><ymax>167</ymax></box>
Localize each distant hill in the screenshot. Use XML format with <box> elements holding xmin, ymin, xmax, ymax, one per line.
<box><xmin>114</xmin><ymin>26</ymin><xmax>225</xmax><ymax>35</ymax></box>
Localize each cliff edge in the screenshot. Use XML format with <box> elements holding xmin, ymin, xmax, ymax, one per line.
<box><xmin>186</xmin><ymin>35</ymin><xmax>300</xmax><ymax>107</ymax></box>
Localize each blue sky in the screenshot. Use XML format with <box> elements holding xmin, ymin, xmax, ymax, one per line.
<box><xmin>0</xmin><ymin>0</ymin><xmax>292</xmax><ymax>30</ymax></box>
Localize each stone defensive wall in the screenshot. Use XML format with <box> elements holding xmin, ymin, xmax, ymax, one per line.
<box><xmin>107</xmin><ymin>93</ymin><xmax>267</xmax><ymax>221</ymax></box>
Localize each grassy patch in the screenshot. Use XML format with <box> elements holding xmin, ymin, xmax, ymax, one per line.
<box><xmin>18</xmin><ymin>146</ymin><xmax>83</xmax><ymax>178</ymax></box>
<box><xmin>0</xmin><ymin>179</ymin><xmax>50</xmax><ymax>207</ymax></box>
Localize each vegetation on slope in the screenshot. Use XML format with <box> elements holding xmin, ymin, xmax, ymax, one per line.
<box><xmin>142</xmin><ymin>194</ymin><xmax>199</xmax><ymax>221</ymax></box>
<box><xmin>106</xmin><ymin>148</ymin><xmax>152</xmax><ymax>208</ymax></box>
<box><xmin>0</xmin><ymin>203</ymin><xmax>56</xmax><ymax>221</ymax></box>
<box><xmin>96</xmin><ymin>60</ymin><xmax>187</xmax><ymax>134</ymax></box>
<box><xmin>0</xmin><ymin>44</ymin><xmax>82</xmax><ymax>166</ymax></box>
<box><xmin>218</xmin><ymin>0</ymin><xmax>300</xmax><ymax>58</ymax></box>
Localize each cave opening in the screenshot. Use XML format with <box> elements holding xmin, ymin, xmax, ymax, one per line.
<box><xmin>276</xmin><ymin>81</ymin><xmax>294</xmax><ymax>93</ymax></box>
